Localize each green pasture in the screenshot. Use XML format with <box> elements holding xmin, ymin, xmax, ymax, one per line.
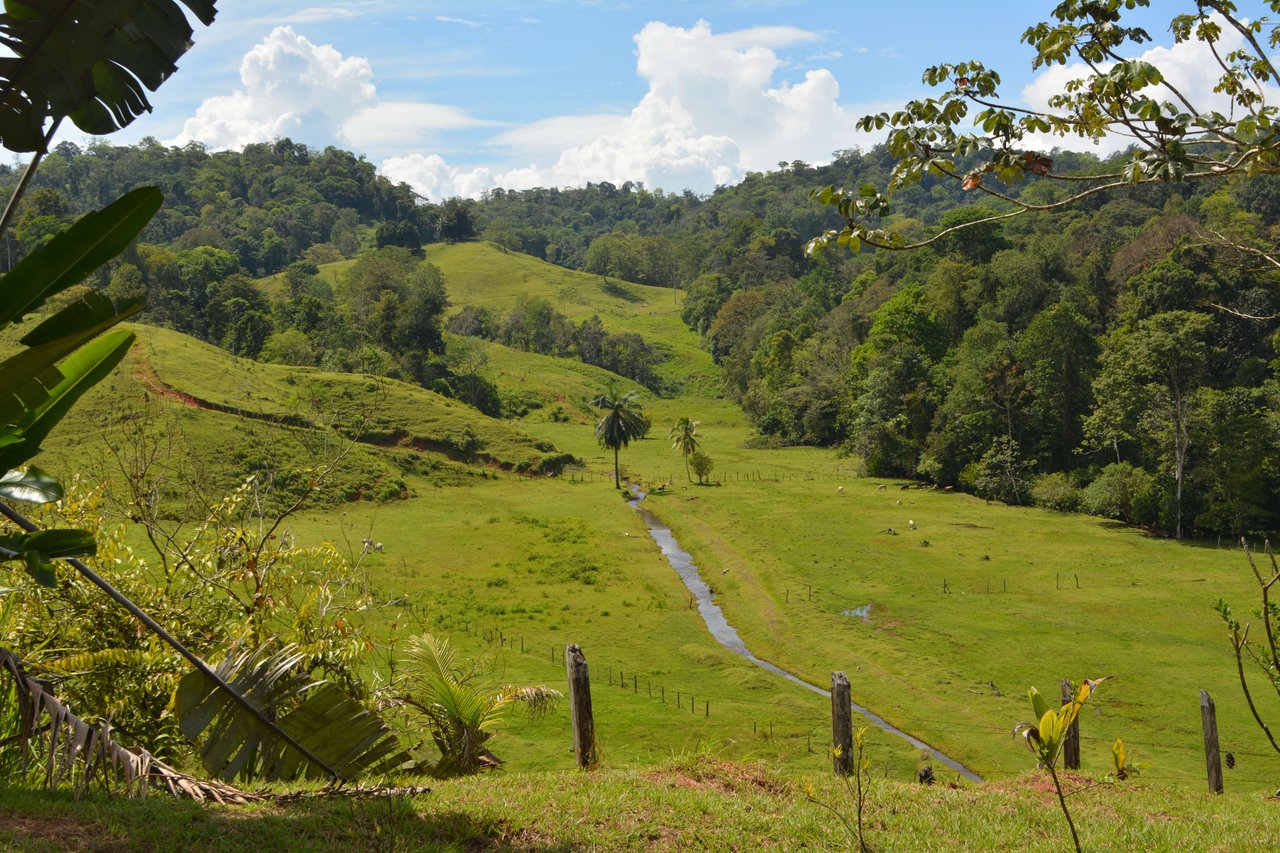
<box><xmin>286</xmin><ymin>473</ymin><xmax>928</xmax><ymax>780</ymax></box>
<box><xmin>45</xmin><ymin>325</ymin><xmax>564</xmax><ymax>475</ymax></box>
<box><xmin>638</xmin><ymin>473</ymin><xmax>1280</xmax><ymax>788</ymax></box>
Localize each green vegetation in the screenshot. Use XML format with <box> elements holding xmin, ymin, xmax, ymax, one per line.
<box><xmin>394</xmin><ymin>633</ymin><xmax>560</xmax><ymax>777</ymax></box>
<box><xmin>1014</xmin><ymin>678</ymin><xmax>1111</xmax><ymax>853</ymax></box>
<box><xmin>9</xmin><ymin>5</ymin><xmax>1280</xmax><ymax>849</ymax></box>
<box><xmin>4</xmin><ymin>762</ymin><xmax>1280</xmax><ymax>851</ymax></box>
<box><xmin>669</xmin><ymin>417</ymin><xmax>700</xmax><ymax>482</ymax></box>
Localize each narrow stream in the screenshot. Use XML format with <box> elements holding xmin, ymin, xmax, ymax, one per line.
<box><xmin>629</xmin><ymin>489</ymin><xmax>982</xmax><ymax>782</ymax></box>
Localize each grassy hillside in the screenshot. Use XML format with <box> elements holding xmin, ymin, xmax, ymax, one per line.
<box><xmin>427</xmin><ymin>241</ymin><xmax>720</xmax><ymax>394</ymax></box>
<box><xmin>36</xmin><ymin>324</ymin><xmax>580</xmax><ymax>513</ymax></box>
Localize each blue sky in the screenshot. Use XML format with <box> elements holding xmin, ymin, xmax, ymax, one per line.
<box><xmin>77</xmin><ymin>1</ymin><xmax>1270</xmax><ymax>199</ymax></box>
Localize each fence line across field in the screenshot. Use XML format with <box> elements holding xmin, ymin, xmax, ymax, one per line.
<box><xmin>365</xmin><ymin>592</ymin><xmax>1277</xmax><ymax>792</ymax></box>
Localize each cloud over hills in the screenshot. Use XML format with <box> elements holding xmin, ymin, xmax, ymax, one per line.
<box><xmin>172</xmin><ymin>20</ymin><xmax>877</xmax><ymax>199</ymax></box>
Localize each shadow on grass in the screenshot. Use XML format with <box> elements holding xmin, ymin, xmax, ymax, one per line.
<box><xmin>0</xmin><ymin>787</ymin><xmax>569</xmax><ymax>852</ymax></box>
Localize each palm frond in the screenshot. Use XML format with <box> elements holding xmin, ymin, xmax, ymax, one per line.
<box><xmin>38</xmin><ymin>647</ymin><xmax>171</xmax><ymax>676</ymax></box>
<box><xmin>497</xmin><ymin>685</ymin><xmax>562</xmax><ymax>719</ymax></box>
<box><xmin>175</xmin><ymin>642</ymin><xmax>410</xmax><ymax>782</ymax></box>
<box><xmin>399</xmin><ymin>633</ymin><xmax>561</xmax><ymax>777</ymax></box>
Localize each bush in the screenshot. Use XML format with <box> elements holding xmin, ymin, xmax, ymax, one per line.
<box><xmin>260</xmin><ymin>329</ymin><xmax>316</xmax><ymax>366</ymax></box>
<box><xmin>691</xmin><ymin>451</ymin><xmax>714</xmax><ymax>484</ymax></box>
<box><xmin>1082</xmin><ymin>463</ymin><xmax>1156</xmax><ymax>524</ymax></box>
<box><xmin>1031</xmin><ymin>472</ymin><xmax>1081</xmax><ymax>512</ymax></box>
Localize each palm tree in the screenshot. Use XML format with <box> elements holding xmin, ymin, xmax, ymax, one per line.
<box><xmin>398</xmin><ymin>633</ymin><xmax>560</xmax><ymax>777</ymax></box>
<box><xmin>591</xmin><ymin>383</ymin><xmax>650</xmax><ymax>488</ymax></box>
<box><xmin>670</xmin><ymin>417</ymin><xmax>701</xmax><ymax>481</ymax></box>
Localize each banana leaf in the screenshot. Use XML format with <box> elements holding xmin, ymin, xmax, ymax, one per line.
<box><xmin>176</xmin><ymin>644</ymin><xmax>411</xmax><ymax>782</ymax></box>
<box><xmin>0</xmin><ymin>465</ymin><xmax>61</xmax><ymax>503</ymax></box>
<box><xmin>0</xmin><ymin>186</ymin><xmax>160</xmax><ymax>328</ymax></box>
<box><xmin>0</xmin><ymin>0</ymin><xmax>218</xmax><ymax>150</ymax></box>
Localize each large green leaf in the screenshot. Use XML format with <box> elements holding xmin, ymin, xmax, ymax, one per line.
<box><xmin>175</xmin><ymin>644</ymin><xmax>411</xmax><ymax>782</ymax></box>
<box><xmin>0</xmin><ymin>1</ymin><xmax>218</xmax><ymax>150</ymax></box>
<box><xmin>0</xmin><ymin>186</ymin><xmax>161</xmax><ymax>329</ymax></box>
<box><xmin>0</xmin><ymin>527</ymin><xmax>95</xmax><ymax>586</ymax></box>
<box><xmin>0</xmin><ymin>465</ymin><xmax>62</xmax><ymax>503</ymax></box>
<box><xmin>0</xmin><ymin>328</ymin><xmax>136</xmax><ymax>472</ymax></box>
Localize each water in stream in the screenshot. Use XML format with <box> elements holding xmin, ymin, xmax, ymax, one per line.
<box><xmin>628</xmin><ymin>488</ymin><xmax>981</xmax><ymax>782</ymax></box>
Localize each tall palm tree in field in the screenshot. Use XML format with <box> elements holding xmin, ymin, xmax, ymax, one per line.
<box><xmin>592</xmin><ymin>383</ymin><xmax>649</xmax><ymax>488</ymax></box>
<box><xmin>670</xmin><ymin>417</ymin><xmax>701</xmax><ymax>481</ymax></box>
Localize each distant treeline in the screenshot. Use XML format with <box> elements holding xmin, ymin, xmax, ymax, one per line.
<box><xmin>9</xmin><ymin>137</ymin><xmax>1279</xmax><ymax>537</ymax></box>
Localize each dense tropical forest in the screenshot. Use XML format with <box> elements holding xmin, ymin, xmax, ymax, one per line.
<box><xmin>6</xmin><ymin>134</ymin><xmax>1276</xmax><ymax>540</ymax></box>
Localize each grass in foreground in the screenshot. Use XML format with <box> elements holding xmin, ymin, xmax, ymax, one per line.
<box><xmin>2</xmin><ymin>759</ymin><xmax>1276</xmax><ymax>851</ymax></box>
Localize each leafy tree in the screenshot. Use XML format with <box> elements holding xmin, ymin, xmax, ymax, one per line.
<box><xmin>260</xmin><ymin>328</ymin><xmax>316</xmax><ymax>366</ymax></box>
<box><xmin>591</xmin><ymin>383</ymin><xmax>649</xmax><ymax>489</ymax></box>
<box><xmin>1192</xmin><ymin>386</ymin><xmax>1280</xmax><ymax>536</ymax></box>
<box><xmin>681</xmin><ymin>273</ymin><xmax>735</xmax><ymax>335</ymax></box>
<box><xmin>1017</xmin><ymin>303</ymin><xmax>1099</xmax><ymax>470</ymax></box>
<box><xmin>1085</xmin><ymin>311</ymin><xmax>1219</xmax><ymax>538</ymax></box>
<box><xmin>969</xmin><ymin>435</ymin><xmax>1032</xmax><ymax>505</ymax></box>
<box><xmin>1082</xmin><ymin>462</ymin><xmax>1157</xmax><ymax>525</ymax></box>
<box><xmin>690</xmin><ymin>450</ymin><xmax>714</xmax><ymax>484</ymax></box>
<box><xmin>436</xmin><ymin>197</ymin><xmax>477</xmax><ymax>243</ymax></box>
<box><xmin>670</xmin><ymin>417</ymin><xmax>701</xmax><ymax>481</ymax></box>
<box><xmin>1030</xmin><ymin>472</ymin><xmax>1082</xmax><ymax>512</ymax></box>
<box><xmin>921</xmin><ymin>320</ymin><xmax>1026</xmax><ymax>485</ymax></box>
<box><xmin>809</xmin><ymin>0</ymin><xmax>1280</xmax><ymax>298</ymax></box>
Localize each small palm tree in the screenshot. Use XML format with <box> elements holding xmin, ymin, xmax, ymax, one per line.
<box><xmin>397</xmin><ymin>633</ymin><xmax>560</xmax><ymax>777</ymax></box>
<box><xmin>591</xmin><ymin>383</ymin><xmax>650</xmax><ymax>488</ymax></box>
<box><xmin>670</xmin><ymin>417</ymin><xmax>701</xmax><ymax>481</ymax></box>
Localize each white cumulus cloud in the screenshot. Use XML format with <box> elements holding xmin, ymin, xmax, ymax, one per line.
<box><xmin>173</xmin><ymin>20</ymin><xmax>884</xmax><ymax>199</ymax></box>
<box><xmin>171</xmin><ymin>27</ymin><xmax>376</xmax><ymax>150</ymax></box>
<box><xmin>170</xmin><ymin>26</ymin><xmax>491</xmax><ymax>157</ymax></box>
<box><xmin>385</xmin><ymin>19</ymin><xmax>878</xmax><ymax>199</ymax></box>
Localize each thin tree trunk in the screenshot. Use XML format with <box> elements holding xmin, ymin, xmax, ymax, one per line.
<box><xmin>683</xmin><ymin>451</ymin><xmax>690</xmax><ymax>482</ymax></box>
<box><xmin>614</xmin><ymin>446</ymin><xmax>620</xmax><ymax>489</ymax></box>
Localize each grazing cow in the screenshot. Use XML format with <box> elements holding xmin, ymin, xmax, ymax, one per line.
<box><xmin>837</xmin><ymin>486</ymin><xmax>845</xmax><ymax>495</ymax></box>
<box><xmin>908</xmin><ymin>519</ymin><xmax>917</xmax><ymax>530</ymax></box>
<box><xmin>876</xmin><ymin>484</ymin><xmax>887</xmax><ymax>492</ymax></box>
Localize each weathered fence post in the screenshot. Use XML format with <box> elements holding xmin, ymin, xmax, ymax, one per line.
<box><xmin>1201</xmin><ymin>689</ymin><xmax>1223</xmax><ymax>793</ymax></box>
<box><xmin>831</xmin><ymin>671</ymin><xmax>853</xmax><ymax>776</ymax></box>
<box><xmin>1061</xmin><ymin>678</ymin><xmax>1080</xmax><ymax>770</ymax></box>
<box><xmin>565</xmin><ymin>644</ymin><xmax>597</xmax><ymax>770</ymax></box>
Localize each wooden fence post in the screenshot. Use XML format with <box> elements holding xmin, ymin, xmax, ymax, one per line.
<box><xmin>1062</xmin><ymin>678</ymin><xmax>1080</xmax><ymax>770</ymax></box>
<box><xmin>1201</xmin><ymin>689</ymin><xmax>1223</xmax><ymax>793</ymax></box>
<box><xmin>566</xmin><ymin>644</ymin><xmax>597</xmax><ymax>770</ymax></box>
<box><xmin>831</xmin><ymin>672</ymin><xmax>853</xmax><ymax>776</ymax></box>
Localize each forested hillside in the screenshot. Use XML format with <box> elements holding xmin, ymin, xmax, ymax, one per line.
<box><xmin>8</xmin><ymin>137</ymin><xmax>1278</xmax><ymax>539</ymax></box>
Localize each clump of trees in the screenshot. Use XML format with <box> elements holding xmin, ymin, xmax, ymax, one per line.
<box><xmin>447</xmin><ymin>300</ymin><xmax>662</xmax><ymax>391</ymax></box>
